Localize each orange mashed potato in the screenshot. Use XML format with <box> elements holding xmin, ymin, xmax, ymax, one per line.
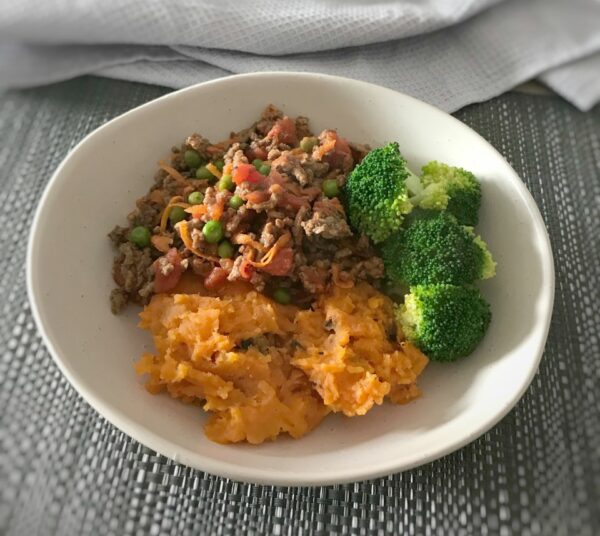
<box><xmin>293</xmin><ymin>284</ymin><xmax>428</xmax><ymax>416</ymax></box>
<box><xmin>135</xmin><ymin>283</ymin><xmax>428</xmax><ymax>444</ymax></box>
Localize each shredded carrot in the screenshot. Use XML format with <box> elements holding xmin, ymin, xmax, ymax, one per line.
<box><xmin>151</xmin><ymin>235</ymin><xmax>172</xmax><ymax>253</ymax></box>
<box><xmin>205</xmin><ymin>163</ymin><xmax>222</xmax><ymax>180</ymax></box>
<box><xmin>232</xmin><ymin>234</ymin><xmax>267</xmax><ymax>252</ymax></box>
<box><xmin>159</xmin><ymin>197</ymin><xmax>189</xmax><ymax>232</ymax></box>
<box><xmin>158</xmin><ymin>161</ymin><xmax>187</xmax><ymax>184</ymax></box>
<box><xmin>212</xmin><ymin>200</ymin><xmax>225</xmax><ymax>221</ymax></box>
<box><xmin>331</xmin><ymin>264</ymin><xmax>354</xmax><ymax>289</ymax></box>
<box><xmin>223</xmin><ymin>163</ymin><xmax>233</xmax><ymax>176</ymax></box>
<box><xmin>184</xmin><ymin>204</ymin><xmax>208</xmax><ymax>217</ymax></box>
<box><xmin>314</xmin><ymin>139</ymin><xmax>335</xmax><ymax>160</ymax></box>
<box><xmin>248</xmin><ymin>234</ymin><xmax>291</xmax><ymax>268</ymax></box>
<box><xmin>177</xmin><ymin>221</ymin><xmax>219</xmax><ymax>262</ymax></box>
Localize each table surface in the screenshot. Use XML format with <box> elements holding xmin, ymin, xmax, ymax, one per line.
<box><xmin>0</xmin><ymin>77</ymin><xmax>598</xmax><ymax>536</ymax></box>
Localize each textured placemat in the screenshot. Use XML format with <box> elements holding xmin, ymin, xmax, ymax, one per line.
<box><xmin>0</xmin><ymin>77</ymin><xmax>598</xmax><ymax>536</ymax></box>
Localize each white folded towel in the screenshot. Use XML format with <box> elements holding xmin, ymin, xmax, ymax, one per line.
<box><xmin>0</xmin><ymin>0</ymin><xmax>598</xmax><ymax>112</ymax></box>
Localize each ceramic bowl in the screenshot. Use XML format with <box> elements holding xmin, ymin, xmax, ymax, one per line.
<box><xmin>27</xmin><ymin>73</ymin><xmax>554</xmax><ymax>485</ymax></box>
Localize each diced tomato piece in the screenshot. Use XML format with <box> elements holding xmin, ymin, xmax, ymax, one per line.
<box><xmin>232</xmin><ymin>163</ymin><xmax>250</xmax><ymax>184</ymax></box>
<box><xmin>267</xmin><ymin>117</ymin><xmax>297</xmax><ymax>146</ymax></box>
<box><xmin>327</xmin><ymin>137</ymin><xmax>353</xmax><ymax>171</ymax></box>
<box><xmin>203</xmin><ymin>267</ymin><xmax>228</xmax><ymax>290</ymax></box>
<box><xmin>278</xmin><ymin>191</ymin><xmax>309</xmax><ymax>210</ymax></box>
<box><xmin>264</xmin><ymin>168</ymin><xmax>286</xmax><ymax>186</ymax></box>
<box><xmin>316</xmin><ymin>131</ymin><xmax>353</xmax><ymax>172</ymax></box>
<box><xmin>153</xmin><ymin>248</ymin><xmax>183</xmax><ymax>293</ymax></box>
<box><xmin>260</xmin><ymin>247</ymin><xmax>294</xmax><ymax>276</ymax></box>
<box><xmin>246</xmin><ymin>190</ymin><xmax>271</xmax><ymax>205</ymax></box>
<box><xmin>239</xmin><ymin>259</ymin><xmax>255</xmax><ymax>280</ymax></box>
<box><xmin>233</xmin><ymin>163</ymin><xmax>263</xmax><ymax>185</ymax></box>
<box><xmin>245</xmin><ymin>146</ymin><xmax>268</xmax><ymax>162</ymax></box>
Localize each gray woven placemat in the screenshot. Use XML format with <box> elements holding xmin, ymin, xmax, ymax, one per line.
<box><xmin>0</xmin><ymin>77</ymin><xmax>598</xmax><ymax>536</ymax></box>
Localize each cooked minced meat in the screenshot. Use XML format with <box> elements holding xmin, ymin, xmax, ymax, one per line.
<box><xmin>109</xmin><ymin>105</ymin><xmax>385</xmax><ymax>312</ymax></box>
<box><xmin>298</xmin><ymin>264</ymin><xmax>329</xmax><ymax>294</ymax></box>
<box><xmin>110</xmin><ymin>242</ymin><xmax>155</xmax><ymax>312</ymax></box>
<box><xmin>301</xmin><ymin>198</ymin><xmax>352</xmax><ymax>239</ymax></box>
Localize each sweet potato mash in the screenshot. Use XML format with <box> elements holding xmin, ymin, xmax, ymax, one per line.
<box><xmin>135</xmin><ymin>283</ymin><xmax>427</xmax><ymax>443</ymax></box>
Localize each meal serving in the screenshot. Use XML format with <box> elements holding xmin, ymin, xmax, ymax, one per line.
<box><xmin>109</xmin><ymin>105</ymin><xmax>496</xmax><ymax>444</ymax></box>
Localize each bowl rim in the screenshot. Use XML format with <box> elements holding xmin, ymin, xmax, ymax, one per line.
<box><xmin>26</xmin><ymin>71</ymin><xmax>555</xmax><ymax>486</ymax></box>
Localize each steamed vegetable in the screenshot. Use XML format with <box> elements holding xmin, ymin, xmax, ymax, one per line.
<box><xmin>343</xmin><ymin>142</ymin><xmax>414</xmax><ymax>243</ymax></box>
<box><xmin>397</xmin><ymin>284</ymin><xmax>491</xmax><ymax>362</ymax></box>
<box><xmin>408</xmin><ymin>161</ymin><xmax>481</xmax><ymax>226</ymax></box>
<box><xmin>380</xmin><ymin>212</ymin><xmax>496</xmax><ymax>286</ymax></box>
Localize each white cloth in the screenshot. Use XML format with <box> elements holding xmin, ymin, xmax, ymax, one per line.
<box><xmin>0</xmin><ymin>0</ymin><xmax>599</xmax><ymax>112</ymax></box>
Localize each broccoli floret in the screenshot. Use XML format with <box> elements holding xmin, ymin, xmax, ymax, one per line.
<box><xmin>472</xmin><ymin>234</ymin><xmax>496</xmax><ymax>279</ymax></box>
<box><xmin>380</xmin><ymin>212</ymin><xmax>496</xmax><ymax>286</ymax></box>
<box><xmin>397</xmin><ymin>284</ymin><xmax>491</xmax><ymax>362</ymax></box>
<box><xmin>409</xmin><ymin>161</ymin><xmax>481</xmax><ymax>226</ymax></box>
<box><xmin>343</xmin><ymin>142</ymin><xmax>413</xmax><ymax>243</ymax></box>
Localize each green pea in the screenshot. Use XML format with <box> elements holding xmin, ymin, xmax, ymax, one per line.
<box><xmin>229</xmin><ymin>195</ymin><xmax>244</xmax><ymax>209</ymax></box>
<box><xmin>217</xmin><ymin>240</ymin><xmax>234</xmax><ymax>259</ymax></box>
<box><xmin>300</xmin><ymin>136</ymin><xmax>318</xmax><ymax>153</ymax></box>
<box><xmin>214</xmin><ymin>159</ymin><xmax>225</xmax><ymax>172</ymax></box>
<box><xmin>196</xmin><ymin>166</ymin><xmax>215</xmax><ymax>181</ymax></box>
<box><xmin>202</xmin><ymin>220</ymin><xmax>223</xmax><ymax>243</ymax></box>
<box><xmin>273</xmin><ymin>287</ymin><xmax>292</xmax><ymax>305</ymax></box>
<box><xmin>128</xmin><ymin>226</ymin><xmax>151</xmax><ymax>248</ymax></box>
<box><xmin>322</xmin><ymin>179</ymin><xmax>340</xmax><ymax>198</ymax></box>
<box><xmin>169</xmin><ymin>206</ymin><xmax>186</xmax><ymax>225</ymax></box>
<box><xmin>258</xmin><ymin>164</ymin><xmax>271</xmax><ymax>176</ymax></box>
<box><xmin>187</xmin><ymin>191</ymin><xmax>204</xmax><ymax>205</ymax></box>
<box><xmin>252</xmin><ymin>158</ymin><xmax>263</xmax><ymax>169</ymax></box>
<box><xmin>218</xmin><ymin>174</ymin><xmax>234</xmax><ymax>191</ymax></box>
<box><xmin>184</xmin><ymin>149</ymin><xmax>202</xmax><ymax>169</ymax></box>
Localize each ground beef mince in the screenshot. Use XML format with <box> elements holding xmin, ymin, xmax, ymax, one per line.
<box><xmin>184</xmin><ymin>133</ymin><xmax>212</xmax><ymax>159</ymax></box>
<box><xmin>108</xmin><ymin>105</ymin><xmax>385</xmax><ymax>312</ymax></box>
<box><xmin>298</xmin><ymin>264</ymin><xmax>329</xmax><ymax>294</ymax></box>
<box><xmin>295</xmin><ymin>116</ymin><xmax>313</xmax><ymax>140</ymax></box>
<box><xmin>110</xmin><ymin>241</ymin><xmax>154</xmax><ymax>313</ymax></box>
<box><xmin>109</xmin><ymin>225</ymin><xmax>129</xmax><ymax>246</ymax></box>
<box><xmin>254</xmin><ymin>104</ymin><xmax>282</xmax><ymax>135</ymax></box>
<box><xmin>301</xmin><ymin>198</ymin><xmax>352</xmax><ymax>239</ymax></box>
<box><xmin>271</xmin><ymin>153</ymin><xmax>312</xmax><ymax>186</ymax></box>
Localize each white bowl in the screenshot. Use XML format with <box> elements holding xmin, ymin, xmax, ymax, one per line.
<box><xmin>27</xmin><ymin>73</ymin><xmax>554</xmax><ymax>486</ymax></box>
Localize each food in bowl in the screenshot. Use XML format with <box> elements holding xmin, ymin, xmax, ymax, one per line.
<box><xmin>109</xmin><ymin>105</ymin><xmax>496</xmax><ymax>444</ymax></box>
